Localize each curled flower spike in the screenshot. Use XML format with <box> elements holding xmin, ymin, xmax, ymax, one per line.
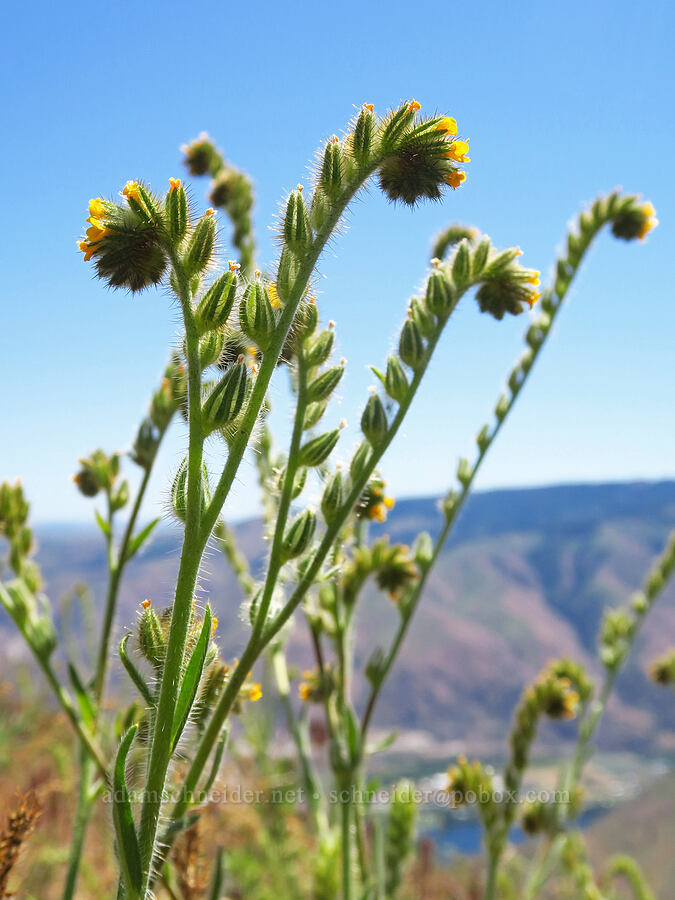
<box><xmin>447</xmin><ymin>140</ymin><xmax>470</xmax><ymax>163</ymax></box>
<box><xmin>446</xmin><ymin>170</ymin><xmax>466</xmax><ymax>190</ymax></box>
<box><xmin>123</xmin><ymin>181</ymin><xmax>140</xmax><ymax>202</ymax></box>
<box><xmin>168</xmin><ymin>177</ymin><xmax>181</xmax><ymax>192</ymax></box>
<box><xmin>435</xmin><ymin>116</ymin><xmax>458</xmax><ymax>136</ymax></box>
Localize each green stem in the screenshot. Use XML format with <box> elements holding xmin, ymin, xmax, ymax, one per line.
<box><xmin>341</xmin><ymin>788</ymin><xmax>353</xmax><ymax>900</ymax></box>
<box><xmin>93</xmin><ymin>464</ymin><xmax>154</xmax><ymax>706</ymax></box>
<box><xmin>485</xmin><ymin>852</ymin><xmax>499</xmax><ymax>900</ymax></box>
<box><xmin>138</xmin><ymin>262</ymin><xmax>204</xmax><ymax>880</ymax></box>
<box><xmin>61</xmin><ymin>748</ymin><xmax>96</xmax><ymax>900</ymax></box>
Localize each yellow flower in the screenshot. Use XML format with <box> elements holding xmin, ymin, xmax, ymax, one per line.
<box><xmin>383</xmin><ymin>496</ymin><xmax>395</xmax><ymax>510</ymax></box>
<box><xmin>211</xmin><ymin>616</ymin><xmax>219</xmax><ymax>634</ymax></box>
<box><xmin>141</xmin><ymin>598</ymin><xmax>151</xmax><ymax>609</ymax></box>
<box><xmin>446</xmin><ymin>140</ymin><xmax>470</xmax><ymax>163</ymax></box>
<box><xmin>123</xmin><ymin>180</ymin><xmax>140</xmax><ymax>202</ymax></box>
<box><xmin>85</xmin><ymin>218</ymin><xmax>109</xmax><ymax>242</ymax></box>
<box><xmin>168</xmin><ymin>177</ymin><xmax>181</xmax><ymax>192</ymax></box>
<box><xmin>436</xmin><ymin>116</ymin><xmax>458</xmax><ymax>136</ymax></box>
<box><xmin>248</xmin><ymin>683</ymin><xmax>263</xmax><ymax>702</ymax></box>
<box><xmin>525</xmin><ymin>271</ymin><xmax>540</xmax><ymax>286</ymax></box>
<box><xmin>88</xmin><ymin>197</ymin><xmax>106</xmax><ymax>219</ymax></box>
<box><xmin>363</xmin><ymin>103</ymin><xmax>374</xmax><ymax>112</ymax></box>
<box><xmin>368</xmin><ymin>503</ymin><xmax>387</xmax><ymax>522</ymax></box>
<box><xmin>637</xmin><ymin>202</ymin><xmax>658</xmax><ymax>240</ymax></box>
<box><xmin>268</xmin><ymin>282</ymin><xmax>281</xmax><ymax>308</ymax></box>
<box><xmin>430</xmin><ymin>257</ymin><xmax>441</xmax><ymax>267</ymax></box>
<box><xmin>526</xmin><ymin>291</ymin><xmax>542</xmax><ymax>309</ymax></box>
<box><xmin>205</xmin><ymin>207</ymin><xmax>215</xmax><ymax>217</ymax></box>
<box><xmin>77</xmin><ymin>240</ymin><xmax>96</xmax><ymax>262</ymax></box>
<box><xmin>298</xmin><ymin>682</ymin><xmax>311</xmax><ymax>702</ymax></box>
<box><xmin>409</xmin><ymin>99</ymin><xmax>421</xmax><ymax>111</ymax></box>
<box><xmin>445</xmin><ymin>170</ymin><xmax>466</xmax><ymax>190</ymax></box>
<box><xmin>228</xmin><ymin>260</ymin><xmax>241</xmax><ymax>272</ymax></box>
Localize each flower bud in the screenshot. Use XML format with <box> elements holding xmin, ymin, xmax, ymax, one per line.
<box><xmin>306</xmin><ymin>365</ymin><xmax>344</xmax><ymax>403</ymax></box>
<box><xmin>276</xmin><ymin>247</ymin><xmax>299</xmax><ymax>302</ymax></box>
<box><xmin>170</xmin><ymin>459</ymin><xmax>212</xmax><ymax>522</ymax></box>
<box><xmin>399</xmin><ymin>318</ymin><xmax>425</xmax><ymax>370</ymax></box>
<box><xmin>195</xmin><ymin>272</ymin><xmax>238</xmax><ymax>335</ymax></box>
<box><xmin>452</xmin><ymin>240</ymin><xmax>471</xmax><ymax>288</ymax></box>
<box><xmin>350</xmin><ymin>441</ymin><xmax>373</xmax><ymax>481</ymax></box>
<box><xmin>321</xmin><ymin>140</ymin><xmax>343</xmax><ymax>199</ymax></box>
<box><xmin>166</xmin><ymin>178</ymin><xmax>188</xmax><ymax>242</ymax></box>
<box><xmin>410</xmin><ymin>297</ymin><xmax>436</xmax><ymax>339</ymax></box>
<box><xmin>185</xmin><ymin>212</ymin><xmax>216</xmax><ymax>277</ymax></box>
<box><xmin>425</xmin><ymin>271</ymin><xmax>453</xmax><ymax>316</ymax></box>
<box><xmin>352</xmin><ymin>106</ymin><xmax>375</xmax><ymax>164</ymax></box>
<box><xmin>361</xmin><ymin>393</ymin><xmax>389</xmax><ymax>445</ymax></box>
<box><xmin>283</xmin><ymin>189</ymin><xmax>313</xmax><ymax>256</ymax></box>
<box><xmin>413</xmin><ymin>532</ymin><xmax>434</xmax><ymax>571</ymax></box>
<box><xmin>383</xmin><ymin>355</ymin><xmax>409</xmax><ymax>404</ymax></box>
<box><xmin>281</xmin><ymin>509</ymin><xmax>317</xmax><ymax>562</ymax></box>
<box><xmin>471</xmin><ymin>236</ymin><xmax>491</xmax><ymax>277</ymax></box>
<box><xmin>198</xmin><ymin>330</ymin><xmax>225</xmax><ymax>369</ymax></box>
<box><xmin>202</xmin><ymin>362</ymin><xmax>248</xmax><ymax>433</ymax></box>
<box><xmin>303</xmin><ymin>401</ymin><xmax>328</xmax><ymax>430</ymax></box>
<box><xmin>239</xmin><ymin>282</ymin><xmax>276</xmax><ymax>351</ymax></box>
<box><xmin>299</xmin><ymin>429</ymin><xmax>340</xmax><ymax>467</ymax></box>
<box><xmin>305</xmin><ymin>329</ymin><xmax>334</xmax><ymax>367</ymax></box>
<box><xmin>321</xmin><ymin>470</ymin><xmax>344</xmax><ymax>524</ymax></box>
<box><xmin>110</xmin><ymin>480</ymin><xmax>129</xmax><ymax>513</ymax></box>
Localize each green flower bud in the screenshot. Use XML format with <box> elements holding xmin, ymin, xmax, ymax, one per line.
<box><xmin>410</xmin><ymin>296</ymin><xmax>436</xmax><ymax>339</ymax></box>
<box><xmin>321</xmin><ymin>139</ymin><xmax>343</xmax><ymax>199</ymax></box>
<box><xmin>138</xmin><ymin>604</ymin><xmax>166</xmax><ymax>670</ymax></box>
<box><xmin>305</xmin><ymin>329</ymin><xmax>334</xmax><ymax>367</ymax></box>
<box><xmin>195</xmin><ymin>272</ymin><xmax>238</xmax><ymax>335</ymax></box>
<box><xmin>276</xmin><ymin>247</ymin><xmax>299</xmax><ymax>303</ymax></box>
<box><xmin>185</xmin><ymin>211</ymin><xmax>216</xmax><ymax>276</ymax></box>
<box><xmin>471</xmin><ymin>236</ymin><xmax>491</xmax><ymax>277</ymax></box>
<box><xmin>171</xmin><ymin>459</ymin><xmax>212</xmax><ymax>522</ymax></box>
<box><xmin>277</xmin><ymin>465</ymin><xmax>307</xmax><ymax>500</ymax></box>
<box><xmin>495</xmin><ymin>393</ymin><xmax>510</xmax><ymax>422</ymax></box>
<box><xmin>294</xmin><ymin>297</ymin><xmax>319</xmax><ymax>340</ymax></box>
<box><xmin>202</xmin><ymin>362</ymin><xmax>248</xmax><ymax>433</ymax></box>
<box><xmin>166</xmin><ymin>179</ymin><xmax>188</xmax><ymax>242</ymax></box>
<box><xmin>198</xmin><ymin>329</ymin><xmax>225</xmax><ymax>369</ymax></box>
<box><xmin>361</xmin><ymin>393</ymin><xmax>389</xmax><ymax>445</ymax></box>
<box><xmin>457</xmin><ymin>457</ymin><xmax>472</xmax><ymax>487</ymax></box>
<box><xmin>452</xmin><ymin>240</ymin><xmax>471</xmax><ymax>288</ymax></box>
<box><xmin>110</xmin><ymin>480</ymin><xmax>129</xmax><ymax>513</ymax></box>
<box><xmin>383</xmin><ymin>355</ymin><xmax>409</xmax><ymax>404</ymax></box>
<box><xmin>352</xmin><ymin>106</ymin><xmax>375</xmax><ymax>164</ymax></box>
<box><xmin>299</xmin><ymin>429</ymin><xmax>340</xmax><ymax>467</ymax></box>
<box><xmin>303</xmin><ymin>400</ymin><xmax>328</xmax><ymax>430</ymax></box>
<box><xmin>321</xmin><ymin>470</ymin><xmax>344</xmax><ymax>524</ymax></box>
<box><xmin>307</xmin><ymin>364</ymin><xmax>344</xmax><ymax>403</ymax></box>
<box><xmin>283</xmin><ymin>189</ymin><xmax>313</xmax><ymax>256</ymax></box>
<box><xmin>413</xmin><ymin>531</ymin><xmax>433</xmax><ymax>571</ymax></box>
<box><xmin>281</xmin><ymin>508</ymin><xmax>317</xmax><ymax>562</ymax></box>
<box><xmin>350</xmin><ymin>441</ymin><xmax>373</xmax><ymax>481</ymax></box>
<box><xmin>425</xmin><ymin>271</ymin><xmax>453</xmax><ymax>316</ymax></box>
<box><xmin>476</xmin><ymin>424</ymin><xmax>491</xmax><ymax>453</ymax></box>
<box><xmin>399</xmin><ymin>317</ymin><xmax>425</xmax><ymax>369</ymax></box>
<box><xmin>130</xmin><ymin>418</ymin><xmax>160</xmax><ymax>469</ymax></box>
<box><xmin>239</xmin><ymin>282</ymin><xmax>276</xmax><ymax>351</ymax></box>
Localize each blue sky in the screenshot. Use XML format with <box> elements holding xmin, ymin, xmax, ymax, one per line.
<box><xmin>1</xmin><ymin>0</ymin><xmax>673</xmax><ymax>524</ymax></box>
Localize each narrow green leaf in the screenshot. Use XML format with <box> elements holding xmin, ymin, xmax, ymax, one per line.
<box><xmin>119</xmin><ymin>634</ymin><xmax>155</xmax><ymax>706</ymax></box>
<box><xmin>94</xmin><ymin>509</ymin><xmax>111</xmax><ymax>538</ymax></box>
<box><xmin>67</xmin><ymin>662</ymin><xmax>96</xmax><ymax>729</ymax></box>
<box><xmin>112</xmin><ymin>725</ymin><xmax>143</xmax><ymax>899</ymax></box>
<box><xmin>124</xmin><ymin>517</ymin><xmax>161</xmax><ymax>564</ymax></box>
<box><xmin>171</xmin><ymin>606</ymin><xmax>212</xmax><ymax>753</ymax></box>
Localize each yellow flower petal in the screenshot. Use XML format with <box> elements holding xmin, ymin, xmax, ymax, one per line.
<box><xmin>88</xmin><ymin>198</ymin><xmax>106</xmax><ymax>218</ymax></box>
<box><xmin>409</xmin><ymin>99</ymin><xmax>421</xmax><ymax>111</ymax></box>
<box><xmin>436</xmin><ymin>116</ymin><xmax>458</xmax><ymax>135</ymax></box>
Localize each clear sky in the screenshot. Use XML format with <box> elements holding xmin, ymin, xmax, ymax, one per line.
<box><xmin>1</xmin><ymin>0</ymin><xmax>673</xmax><ymax>524</ymax></box>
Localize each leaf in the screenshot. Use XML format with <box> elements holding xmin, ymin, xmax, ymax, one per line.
<box><xmin>112</xmin><ymin>725</ymin><xmax>143</xmax><ymax>899</ymax></box>
<box><xmin>208</xmin><ymin>848</ymin><xmax>226</xmax><ymax>900</ymax></box>
<box><xmin>124</xmin><ymin>517</ymin><xmax>161</xmax><ymax>564</ymax></box>
<box><xmin>366</xmin><ymin>731</ymin><xmax>398</xmax><ymax>756</ymax></box>
<box><xmin>369</xmin><ymin>365</ymin><xmax>386</xmax><ymax>388</ymax></box>
<box><xmin>67</xmin><ymin>662</ymin><xmax>96</xmax><ymax>730</ymax></box>
<box><xmin>171</xmin><ymin>606</ymin><xmax>212</xmax><ymax>753</ymax></box>
<box><xmin>95</xmin><ymin>509</ymin><xmax>111</xmax><ymax>538</ymax></box>
<box><xmin>119</xmin><ymin>634</ymin><xmax>155</xmax><ymax>707</ymax></box>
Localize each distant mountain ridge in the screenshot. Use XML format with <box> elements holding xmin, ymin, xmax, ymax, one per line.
<box><xmin>5</xmin><ymin>480</ymin><xmax>675</xmax><ymax>757</ymax></box>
